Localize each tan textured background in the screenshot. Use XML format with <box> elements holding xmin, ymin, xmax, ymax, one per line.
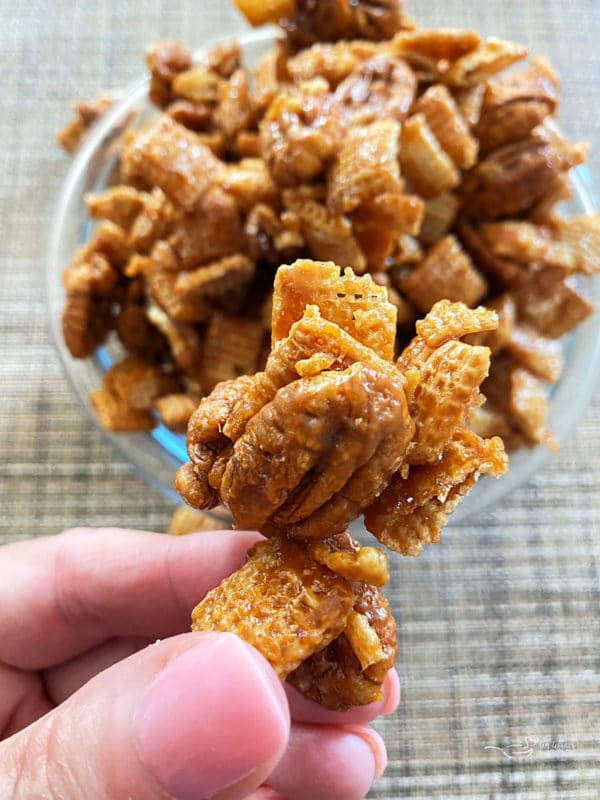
<box><xmin>1</xmin><ymin>1</ymin><xmax>599</xmax><ymax>797</ymax></box>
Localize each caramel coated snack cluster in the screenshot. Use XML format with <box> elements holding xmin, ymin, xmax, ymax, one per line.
<box><xmin>176</xmin><ymin>258</ymin><xmax>508</xmax><ymax>708</ymax></box>
<box><xmin>59</xmin><ymin>0</ymin><xmax>599</xmax><ymax>453</ymax></box>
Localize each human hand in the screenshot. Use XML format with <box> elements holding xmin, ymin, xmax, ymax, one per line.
<box><xmin>0</xmin><ymin>527</ymin><xmax>399</xmax><ymax>799</ymax></box>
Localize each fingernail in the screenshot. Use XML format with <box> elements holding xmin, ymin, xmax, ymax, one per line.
<box><xmin>135</xmin><ymin>633</ymin><xmax>289</xmax><ymax>800</ymax></box>
<box><xmin>343</xmin><ymin>725</ymin><xmax>388</xmax><ymax>781</ymax></box>
<box><xmin>381</xmin><ymin>669</ymin><xmax>401</xmax><ymax>716</ymax></box>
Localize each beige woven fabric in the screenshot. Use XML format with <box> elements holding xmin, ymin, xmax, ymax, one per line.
<box><xmin>1</xmin><ymin>1</ymin><xmax>599</xmax><ymax>797</ymax></box>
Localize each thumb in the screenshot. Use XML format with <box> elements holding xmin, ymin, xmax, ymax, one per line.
<box><xmin>1</xmin><ymin>632</ymin><xmax>290</xmax><ymax>800</ymax></box>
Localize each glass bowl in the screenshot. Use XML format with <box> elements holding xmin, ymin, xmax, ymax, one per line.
<box><xmin>47</xmin><ymin>29</ymin><xmax>600</xmax><ymax>526</ymax></box>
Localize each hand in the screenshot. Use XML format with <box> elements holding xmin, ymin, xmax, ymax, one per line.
<box><xmin>0</xmin><ymin>527</ymin><xmax>399</xmax><ymax>799</ymax></box>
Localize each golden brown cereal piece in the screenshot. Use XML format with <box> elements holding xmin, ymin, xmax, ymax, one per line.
<box><xmin>413</xmin><ymin>84</ymin><xmax>478</xmax><ymax>169</ymax></box>
<box><xmin>272</xmin><ymin>260</ymin><xmax>397</xmax><ymax>360</ymax></box>
<box><xmin>284</xmin><ymin>192</ymin><xmax>367</xmax><ymax>272</ymax></box>
<box><xmin>221</xmin><ymin>159</ymin><xmax>278</xmax><ymax>214</ymax></box>
<box><xmin>221</xmin><ymin>363</ymin><xmax>412</xmax><ymax>537</ymax></box>
<box><xmin>479</xmin><ymin>221</ymin><xmax>577</xmax><ymax>271</ymax></box>
<box><xmin>144</xmin><ymin>265</ymin><xmax>212</xmax><ymax>324</ymax></box>
<box><xmin>350</xmin><ymin>193</ymin><xmax>425</xmax><ymax>272</ymax></box>
<box><xmin>90</xmin><ymin>387</ymin><xmax>155</xmax><ymax>433</ymax></box>
<box><xmin>171</xmin><ymin>67</ymin><xmax>221</xmax><ymax>106</ymax></box>
<box><xmin>456</xmin><ymin>220</ymin><xmax>520</xmax><ymax>285</ymax></box>
<box><xmin>288</xmin><ymin>582</ymin><xmax>397</xmax><ymax>709</ymax></box>
<box><xmin>287</xmin><ymin>41</ymin><xmax>379</xmax><ymax>87</ymax></box>
<box><xmin>85</xmin><ymin>187</ymin><xmax>146</xmax><ymax>230</ymax></box>
<box><xmin>466</xmin><ymin>405</ymin><xmax>513</xmax><ymax>441</ymax></box>
<box><xmin>260</xmin><ymin>83</ymin><xmax>346</xmax><ymax>187</ymax></box>
<box><xmin>62</xmin><ymin>254</ymin><xmax>119</xmax><ymax>358</ymax></box>
<box><xmin>122</xmin><ymin>116</ymin><xmax>223</xmax><ymax>212</ymax></box>
<box><xmin>233</xmin><ymin>0</ymin><xmax>296</xmax><ymax>27</ymax></box>
<box><xmin>129</xmin><ymin>188</ymin><xmax>177</xmax><ymax>255</ymax></box>
<box><xmin>154</xmin><ymin>393</ymin><xmax>199</xmax><ymax>433</ymax></box>
<box><xmin>171</xmin><ymin>67</ymin><xmax>223</xmax><ymax>108</ymax></box>
<box><xmin>512</xmin><ymin>267</ymin><xmax>594</xmax><ymax>339</ymax></box>
<box><xmin>328</xmin><ymin>120</ymin><xmax>402</xmax><ymax>216</ymax></box>
<box><xmin>234</xmin><ymin>131</ymin><xmax>262</xmax><ymax>158</ymax></box>
<box><xmin>166</xmin><ymin>99</ymin><xmax>213</xmax><ymax>132</ymax></box>
<box><xmin>505</xmin><ymin>324</ymin><xmax>563</xmax><ymax>384</ymax></box>
<box><xmin>405</xmin><ymin>339</ymin><xmax>491</xmax><ymax>464</ymax></box>
<box><xmin>483</xmin><ymin>56</ymin><xmax>558</xmax><ymax>111</ymax></box>
<box><xmin>459</xmin><ymin>137</ymin><xmax>570</xmax><ymax>220</ymax></box>
<box><xmin>56</xmin><ymin>93</ymin><xmax>115</xmax><ymax>154</ymax></box>
<box><xmin>387</xmin><ymin>234</ymin><xmax>424</xmax><ymax>267</ymax></box>
<box><xmin>334</xmin><ymin>54</ymin><xmax>417</xmax><ymax>125</ymax></box>
<box><xmin>453</xmin><ymin>84</ymin><xmax>485</xmax><ymax>127</ymax></box>
<box><xmin>400</xmin><ymin>236</ymin><xmax>488</xmax><ymax>313</ymax></box>
<box><xmin>464</xmin><ymin>294</ymin><xmax>516</xmax><ymax>355</ymax></box>
<box><xmin>400</xmin><ymin>114</ymin><xmax>460</xmax><ymax>199</ymax></box>
<box><xmin>200</xmin><ymin>312</ymin><xmax>265</xmax><ymax>393</ymax></box>
<box><xmin>414</xmin><ymin>298</ymin><xmax>498</xmax><ymax>348</ymax></box>
<box><xmin>103</xmin><ymin>356</ymin><xmax>179</xmax><ymax>410</ymax></box>
<box><xmin>309</xmin><ymin>541</ymin><xmax>389</xmax><ymax>588</ymax></box>
<box><xmin>168</xmin><ymin>505</ymin><xmax>224</xmax><ymax>535</ymax></box>
<box><xmin>252</xmin><ymin>45</ymin><xmax>288</xmax><ymax>112</ymax></box>
<box><xmin>146</xmin><ymin>301</ymin><xmax>204</xmax><ymax>376</ymax></box>
<box><xmin>391</xmin><ymin>29</ymin><xmax>480</xmax><ymax>79</ymax></box>
<box><xmin>443</xmin><ymin>37</ymin><xmax>527</xmax><ymax>87</ymax></box>
<box><xmin>116</xmin><ymin>302</ymin><xmax>167</xmax><ymax>361</ymax></box>
<box><xmin>146</xmin><ymin>41</ymin><xmax>193</xmax><ymax>107</ymax></box>
<box><xmin>202</xmin><ymin>39</ymin><xmax>242</xmax><ymax>79</ymax></box>
<box><xmin>174</xmin><ymin>255</ymin><xmax>255</xmax><ymax>301</ymax></box>
<box><xmin>554</xmin><ymin>214</ymin><xmax>600</xmax><ymax>275</ymax></box>
<box><xmin>483</xmin><ymin>356</ymin><xmax>550</xmax><ymax>444</ymax></box>
<box><xmin>365</xmin><ymin>428</ymin><xmax>508</xmax><ymax>555</ymax></box>
<box><xmin>223</xmin><ymin>307</ymin><xmax>403</xmax><ymax>443</ymax></box>
<box><xmin>169</xmin><ymin>187</ymin><xmax>242</xmax><ymax>269</ymax></box>
<box><xmin>62</xmin><ymin>291</ymin><xmax>115</xmax><ymax>360</ymax></box>
<box><xmin>244</xmin><ymin>203</ymin><xmax>304</xmax><ymax>265</ymax></box>
<box><xmin>192</xmin><ymin>537</ymin><xmax>355</xmax><ymax>680</ymax></box>
<box><xmin>419</xmin><ymin>192</ymin><xmax>460</xmax><ymax>246</ymax></box>
<box><xmin>216</xmin><ymin>69</ymin><xmax>257</xmax><ymax>141</ymax></box>
<box><xmin>475</xmin><ymin>100</ymin><xmax>552</xmax><ymax>156</ymax></box>
<box><xmin>72</xmin><ymin>221</ymin><xmax>131</xmax><ymax>270</ymax></box>
<box><xmin>526</xmin><ymin>173</ymin><xmax>572</xmax><ymax>225</ymax></box>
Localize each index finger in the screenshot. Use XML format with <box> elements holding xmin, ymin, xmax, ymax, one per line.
<box><xmin>0</xmin><ymin>527</ymin><xmax>261</xmax><ymax>670</ymax></box>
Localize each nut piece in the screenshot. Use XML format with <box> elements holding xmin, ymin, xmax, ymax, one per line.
<box><xmin>176</xmin><ymin>375</ymin><xmax>255</xmax><ymax>510</ymax></box>
<box><xmin>192</xmin><ymin>537</ymin><xmax>355</xmax><ymax>679</ymax></box>
<box><xmin>334</xmin><ymin>54</ymin><xmax>417</xmax><ymax>125</ymax></box>
<box><xmin>283</xmin><ymin>0</ymin><xmax>408</xmax><ymax>47</ymax></box>
<box><xmin>221</xmin><ymin>362</ymin><xmax>413</xmax><ymax>538</ymax></box>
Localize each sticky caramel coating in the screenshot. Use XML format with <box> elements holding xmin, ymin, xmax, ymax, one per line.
<box><xmin>288</xmin><ymin>581</ymin><xmax>397</xmax><ymax>709</ymax></box>
<box><xmin>272</xmin><ymin>260</ymin><xmax>397</xmax><ymax>361</ymax></box>
<box><xmin>192</xmin><ymin>537</ymin><xmax>355</xmax><ymax>679</ymax></box>
<box><xmin>365</xmin><ymin>427</ymin><xmax>508</xmax><ymax>555</ymax></box>
<box><xmin>222</xmin><ymin>362</ymin><xmax>413</xmax><ymax>538</ymax></box>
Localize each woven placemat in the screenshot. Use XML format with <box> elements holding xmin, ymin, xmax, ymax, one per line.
<box><xmin>1</xmin><ymin>1</ymin><xmax>599</xmax><ymax>796</ymax></box>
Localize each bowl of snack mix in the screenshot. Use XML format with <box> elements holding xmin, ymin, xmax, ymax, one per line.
<box><xmin>48</xmin><ymin>0</ymin><xmax>600</xmax><ymax>529</ymax></box>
